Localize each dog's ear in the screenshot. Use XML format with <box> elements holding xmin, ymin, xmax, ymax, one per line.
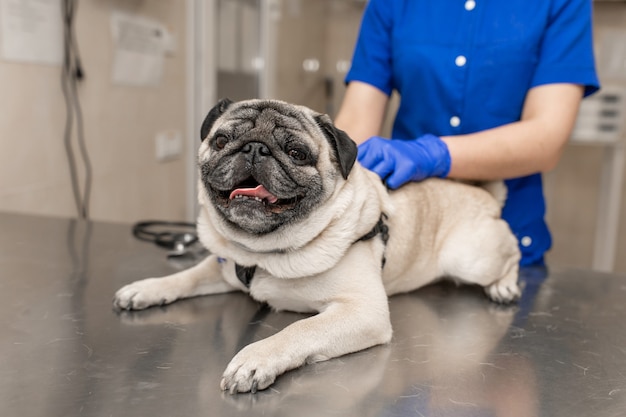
<box><xmin>200</xmin><ymin>98</ymin><xmax>234</xmax><ymax>141</ymax></box>
<box><xmin>315</xmin><ymin>114</ymin><xmax>357</xmax><ymax>180</ymax></box>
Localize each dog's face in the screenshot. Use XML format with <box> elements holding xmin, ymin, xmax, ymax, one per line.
<box><xmin>198</xmin><ymin>99</ymin><xmax>357</xmax><ymax>235</ymax></box>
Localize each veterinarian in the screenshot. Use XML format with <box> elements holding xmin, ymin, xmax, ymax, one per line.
<box><xmin>334</xmin><ymin>0</ymin><xmax>600</xmax><ymax>267</ymax></box>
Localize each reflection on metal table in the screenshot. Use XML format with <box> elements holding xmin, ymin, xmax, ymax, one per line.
<box><xmin>1</xmin><ymin>212</ymin><xmax>625</xmax><ymax>417</ymax></box>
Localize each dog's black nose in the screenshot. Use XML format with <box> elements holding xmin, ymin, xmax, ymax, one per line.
<box><xmin>242</xmin><ymin>142</ymin><xmax>271</xmax><ymax>158</ymax></box>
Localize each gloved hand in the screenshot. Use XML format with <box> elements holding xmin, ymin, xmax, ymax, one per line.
<box><xmin>357</xmin><ymin>134</ymin><xmax>451</xmax><ymax>189</ymax></box>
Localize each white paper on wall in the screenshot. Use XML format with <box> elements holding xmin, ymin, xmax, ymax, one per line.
<box><xmin>0</xmin><ymin>0</ymin><xmax>63</xmax><ymax>65</ymax></box>
<box><xmin>110</xmin><ymin>11</ymin><xmax>167</xmax><ymax>87</ymax></box>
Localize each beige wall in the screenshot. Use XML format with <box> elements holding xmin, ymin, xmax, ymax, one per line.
<box><xmin>269</xmin><ymin>0</ymin><xmax>364</xmax><ymax>118</ymax></box>
<box><xmin>545</xmin><ymin>2</ymin><xmax>626</xmax><ymax>273</ymax></box>
<box><xmin>0</xmin><ymin>0</ymin><xmax>188</xmax><ymax>224</ymax></box>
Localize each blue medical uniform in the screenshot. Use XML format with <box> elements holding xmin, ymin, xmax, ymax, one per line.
<box><xmin>346</xmin><ymin>0</ymin><xmax>600</xmax><ymax>266</ymax></box>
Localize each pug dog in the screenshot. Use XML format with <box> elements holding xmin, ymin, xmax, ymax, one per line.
<box><xmin>114</xmin><ymin>98</ymin><xmax>521</xmax><ymax>394</ymax></box>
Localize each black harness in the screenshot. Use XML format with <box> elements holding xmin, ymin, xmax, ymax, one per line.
<box><xmin>235</xmin><ymin>263</ymin><xmax>257</xmax><ymax>288</ymax></box>
<box><xmin>234</xmin><ymin>213</ymin><xmax>389</xmax><ymax>288</ymax></box>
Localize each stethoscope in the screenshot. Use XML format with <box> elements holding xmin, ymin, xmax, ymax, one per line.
<box><xmin>132</xmin><ymin>221</ymin><xmax>201</xmax><ymax>258</ymax></box>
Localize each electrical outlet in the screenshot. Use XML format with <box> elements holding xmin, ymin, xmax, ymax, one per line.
<box><xmin>155</xmin><ymin>130</ymin><xmax>182</xmax><ymax>162</ymax></box>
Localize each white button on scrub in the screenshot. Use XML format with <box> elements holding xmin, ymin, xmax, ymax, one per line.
<box><xmin>450</xmin><ymin>116</ymin><xmax>461</xmax><ymax>127</ymax></box>
<box><xmin>521</xmin><ymin>236</ymin><xmax>532</xmax><ymax>247</ymax></box>
<box><xmin>455</xmin><ymin>55</ymin><xmax>467</xmax><ymax>67</ymax></box>
<box><xmin>465</xmin><ymin>0</ymin><xmax>476</xmax><ymax>11</ymax></box>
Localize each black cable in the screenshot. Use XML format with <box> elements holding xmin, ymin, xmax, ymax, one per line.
<box><xmin>68</xmin><ymin>0</ymin><xmax>84</xmax><ymax>81</ymax></box>
<box><xmin>61</xmin><ymin>0</ymin><xmax>81</xmax><ymax>217</ymax></box>
<box><xmin>69</xmin><ymin>60</ymin><xmax>92</xmax><ymax>218</ymax></box>
<box><xmin>61</xmin><ymin>0</ymin><xmax>92</xmax><ymax>219</ymax></box>
<box><xmin>67</xmin><ymin>0</ymin><xmax>91</xmax><ymax>217</ymax></box>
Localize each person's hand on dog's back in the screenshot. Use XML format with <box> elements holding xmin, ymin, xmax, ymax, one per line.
<box><xmin>357</xmin><ymin>134</ymin><xmax>451</xmax><ymax>189</ymax></box>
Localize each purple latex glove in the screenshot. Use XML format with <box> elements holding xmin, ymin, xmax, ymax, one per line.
<box><xmin>357</xmin><ymin>134</ymin><xmax>451</xmax><ymax>189</ymax></box>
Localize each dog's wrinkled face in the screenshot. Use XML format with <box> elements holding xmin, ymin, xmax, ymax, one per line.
<box><xmin>199</xmin><ymin>99</ymin><xmax>357</xmax><ymax>235</ymax></box>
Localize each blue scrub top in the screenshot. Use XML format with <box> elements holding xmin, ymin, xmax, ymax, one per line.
<box><xmin>346</xmin><ymin>0</ymin><xmax>600</xmax><ymax>266</ymax></box>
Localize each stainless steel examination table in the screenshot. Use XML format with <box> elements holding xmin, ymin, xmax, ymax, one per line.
<box><xmin>2</xmin><ymin>212</ymin><xmax>625</xmax><ymax>417</ymax></box>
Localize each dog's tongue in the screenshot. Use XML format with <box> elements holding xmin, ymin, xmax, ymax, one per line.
<box><xmin>229</xmin><ymin>184</ymin><xmax>278</xmax><ymax>203</ymax></box>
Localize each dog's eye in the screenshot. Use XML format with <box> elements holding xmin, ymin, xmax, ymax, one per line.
<box><xmin>288</xmin><ymin>149</ymin><xmax>307</xmax><ymax>161</ymax></box>
<box><xmin>214</xmin><ymin>135</ymin><xmax>228</xmax><ymax>150</ymax></box>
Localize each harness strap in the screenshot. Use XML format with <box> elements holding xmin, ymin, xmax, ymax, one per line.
<box><xmin>355</xmin><ymin>213</ymin><xmax>389</xmax><ymax>267</ymax></box>
<box><xmin>235</xmin><ymin>264</ymin><xmax>257</xmax><ymax>288</ymax></box>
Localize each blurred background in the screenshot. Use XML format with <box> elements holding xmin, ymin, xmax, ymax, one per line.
<box><xmin>0</xmin><ymin>0</ymin><xmax>625</xmax><ymax>273</ymax></box>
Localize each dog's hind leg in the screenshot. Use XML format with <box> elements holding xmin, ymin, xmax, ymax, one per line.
<box><xmin>483</xmin><ymin>256</ymin><xmax>521</xmax><ymax>303</ymax></box>
<box><xmin>113</xmin><ymin>254</ymin><xmax>238</xmax><ymax>310</ymax></box>
<box><xmin>439</xmin><ymin>218</ymin><xmax>521</xmax><ymax>304</ymax></box>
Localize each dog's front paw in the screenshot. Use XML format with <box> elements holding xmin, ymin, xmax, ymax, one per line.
<box><xmin>220</xmin><ymin>342</ymin><xmax>289</xmax><ymax>394</ymax></box>
<box><xmin>113</xmin><ymin>278</ymin><xmax>179</xmax><ymax>311</ymax></box>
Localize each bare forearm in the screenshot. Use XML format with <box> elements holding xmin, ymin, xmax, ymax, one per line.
<box><xmin>443</xmin><ymin>119</ymin><xmax>568</xmax><ymax>180</ymax></box>
<box><xmin>336</xmin><ymin>82</ymin><xmax>584</xmax><ymax>181</ymax></box>
<box><xmin>334</xmin><ymin>81</ymin><xmax>388</xmax><ymax>144</ymax></box>
<box><xmin>443</xmin><ymin>84</ymin><xmax>584</xmax><ymax>180</ymax></box>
